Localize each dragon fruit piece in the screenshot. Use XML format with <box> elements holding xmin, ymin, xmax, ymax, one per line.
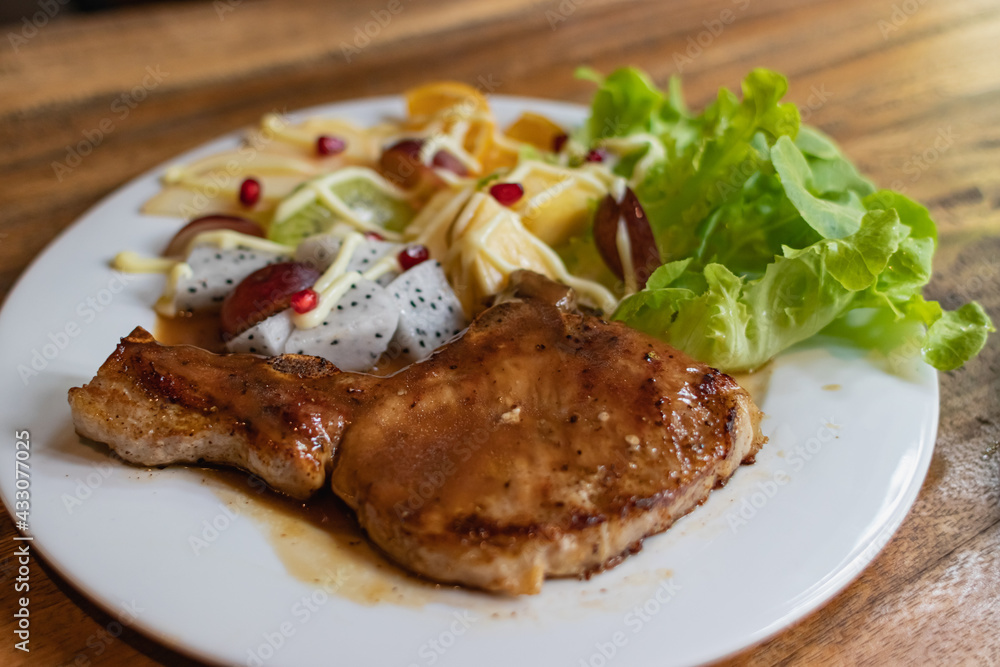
<box><xmin>295</xmin><ymin>233</ymin><xmax>402</xmax><ymax>286</ymax></box>
<box><xmin>294</xmin><ymin>233</ymin><xmax>341</xmax><ymax>269</ymax></box>
<box><xmin>225</xmin><ymin>309</ymin><xmax>294</xmax><ymax>357</ymax></box>
<box><xmin>283</xmin><ymin>279</ymin><xmax>400</xmax><ymax>372</ymax></box>
<box><xmin>388</xmin><ymin>260</ymin><xmax>467</xmax><ymax>363</ymax></box>
<box><xmin>171</xmin><ymin>245</ymin><xmax>287</xmax><ymax>313</ymax></box>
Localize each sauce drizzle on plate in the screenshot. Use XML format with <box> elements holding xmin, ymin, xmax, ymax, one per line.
<box><xmin>201</xmin><ymin>469</ymin><xmax>450</xmax><ymax>607</ymax></box>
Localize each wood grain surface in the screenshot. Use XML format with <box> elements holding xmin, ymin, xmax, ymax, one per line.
<box><xmin>1</xmin><ymin>0</ymin><xmax>997</xmax><ymax>665</ymax></box>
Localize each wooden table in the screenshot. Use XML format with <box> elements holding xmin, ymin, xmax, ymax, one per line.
<box><xmin>1</xmin><ymin>0</ymin><xmax>997</xmax><ymax>664</ymax></box>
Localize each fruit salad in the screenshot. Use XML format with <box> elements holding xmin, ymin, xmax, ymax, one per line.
<box><xmin>115</xmin><ymin>81</ymin><xmax>626</xmax><ymax>372</ymax></box>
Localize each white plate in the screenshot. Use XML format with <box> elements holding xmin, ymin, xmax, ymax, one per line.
<box><xmin>0</xmin><ymin>96</ymin><xmax>938</xmax><ymax>667</ymax></box>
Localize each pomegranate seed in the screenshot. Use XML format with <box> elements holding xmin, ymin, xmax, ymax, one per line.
<box><xmin>290</xmin><ymin>288</ymin><xmax>319</xmax><ymax>314</ymax></box>
<box><xmin>317</xmin><ymin>135</ymin><xmax>346</xmax><ymax>156</ymax></box>
<box><xmin>552</xmin><ymin>133</ymin><xmax>568</xmax><ymax>153</ymax></box>
<box><xmin>239</xmin><ymin>178</ymin><xmax>261</xmax><ymax>207</ymax></box>
<box><xmin>585</xmin><ymin>148</ymin><xmax>607</xmax><ymax>163</ymax></box>
<box><xmin>489</xmin><ymin>182</ymin><xmax>524</xmax><ymax>206</ymax></box>
<box><xmin>398</xmin><ymin>244</ymin><xmax>430</xmax><ymax>271</ymax></box>
<box><xmin>364</xmin><ymin>231</ymin><xmax>385</xmax><ymax>241</ymax></box>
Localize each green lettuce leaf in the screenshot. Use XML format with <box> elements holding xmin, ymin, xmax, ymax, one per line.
<box><xmin>771</xmin><ymin>135</ymin><xmax>866</xmax><ymax>239</ymax></box>
<box><xmin>635</xmin><ymin>69</ymin><xmax>801</xmax><ymax>265</ymax></box>
<box><xmin>796</xmin><ymin>126</ymin><xmax>876</xmax><ymax>196</ymax></box>
<box><xmin>922</xmin><ymin>303</ymin><xmax>994</xmax><ymax>371</ymax></box>
<box><xmin>580</xmin><ymin>66</ymin><xmax>993</xmax><ymax>371</ymax></box>
<box><xmin>614</xmin><ymin>211</ymin><xmax>899</xmax><ymax>371</ymax></box>
<box><xmin>577</xmin><ymin>66</ymin><xmax>664</xmax><ymax>141</ymax></box>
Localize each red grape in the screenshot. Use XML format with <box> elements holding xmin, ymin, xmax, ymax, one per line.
<box><xmin>592</xmin><ymin>187</ymin><xmax>661</xmax><ymax>290</ymax></box>
<box><xmin>220</xmin><ymin>262</ymin><xmax>320</xmax><ymax>339</ymax></box>
<box><xmin>378</xmin><ymin>139</ymin><xmax>466</xmax><ymax>191</ymax></box>
<box><xmin>164</xmin><ymin>215</ymin><xmax>265</xmax><ymax>257</ymax></box>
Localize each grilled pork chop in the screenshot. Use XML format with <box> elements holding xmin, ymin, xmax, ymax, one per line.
<box><xmin>69</xmin><ymin>272</ymin><xmax>765</xmax><ymax>594</ymax></box>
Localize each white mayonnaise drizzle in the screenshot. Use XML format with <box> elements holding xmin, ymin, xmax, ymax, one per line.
<box><xmin>615</xmin><ymin>214</ymin><xmax>638</xmax><ymax>295</ymax></box>
<box><xmin>506</xmin><ymin>160</ymin><xmax>611</xmax><ymax>196</ymax></box>
<box><xmin>112</xmin><ymin>230</ymin><xmax>296</xmax><ymax>317</ymax></box>
<box><xmin>292</xmin><ymin>232</ymin><xmax>402</xmax><ymax>330</ymax></box>
<box><xmin>420</xmin><ymin>132</ymin><xmax>482</xmax><ymax>174</ymax></box>
<box><xmin>180</xmin><ymin>230</ymin><xmax>294</xmax><ymax>256</ymax></box>
<box><xmin>271</xmin><ymin>167</ymin><xmax>409</xmax><ymax>242</ymax></box>
<box><xmin>382</xmin><ymin>105</ymin><xmax>485</xmax><ymax>176</ymax></box>
<box><xmin>600</xmin><ymin>133</ymin><xmax>666</xmax><ymax>186</ymax></box>
<box><xmin>111</xmin><ymin>252</ymin><xmax>176</xmax><ymax>274</ymax></box>
<box><xmin>112</xmin><ymin>230</ymin><xmax>293</xmax><ymax>275</ymax></box>
<box><xmin>154</xmin><ymin>263</ymin><xmax>194</xmax><ymax>317</ymax></box>
<box><xmin>447</xmin><ymin>192</ymin><xmax>618</xmax><ymax>313</ymax></box>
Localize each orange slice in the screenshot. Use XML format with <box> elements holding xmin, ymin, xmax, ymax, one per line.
<box><xmin>406</xmin><ymin>81</ymin><xmax>490</xmax><ymax>118</ymax></box>
<box><xmin>463</xmin><ymin>117</ymin><xmax>496</xmax><ymax>166</ymax></box>
<box><xmin>479</xmin><ymin>136</ymin><xmax>521</xmax><ymax>174</ymax></box>
<box><xmin>405</xmin><ymin>81</ymin><xmax>498</xmax><ymax>174</ymax></box>
<box><xmin>504</xmin><ymin>112</ymin><xmax>565</xmax><ymax>152</ymax></box>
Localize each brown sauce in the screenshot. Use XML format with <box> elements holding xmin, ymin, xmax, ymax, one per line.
<box><xmin>200</xmin><ymin>469</ymin><xmax>455</xmax><ymax>607</ymax></box>
<box><xmin>156</xmin><ymin>311</ymin><xmax>226</xmax><ymax>352</ymax></box>
<box><xmin>198</xmin><ymin>471</ymin><xmax>663</xmax><ymax>616</ymax></box>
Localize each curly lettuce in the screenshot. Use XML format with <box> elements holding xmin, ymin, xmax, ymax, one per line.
<box><xmin>581</xmin><ymin>67</ymin><xmax>993</xmax><ymax>371</ymax></box>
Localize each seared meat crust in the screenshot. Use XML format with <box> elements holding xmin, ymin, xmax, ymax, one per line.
<box><xmin>68</xmin><ymin>330</ymin><xmax>352</xmax><ymax>499</ymax></box>
<box><xmin>68</xmin><ymin>273</ymin><xmax>765</xmax><ymax>594</ymax></box>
